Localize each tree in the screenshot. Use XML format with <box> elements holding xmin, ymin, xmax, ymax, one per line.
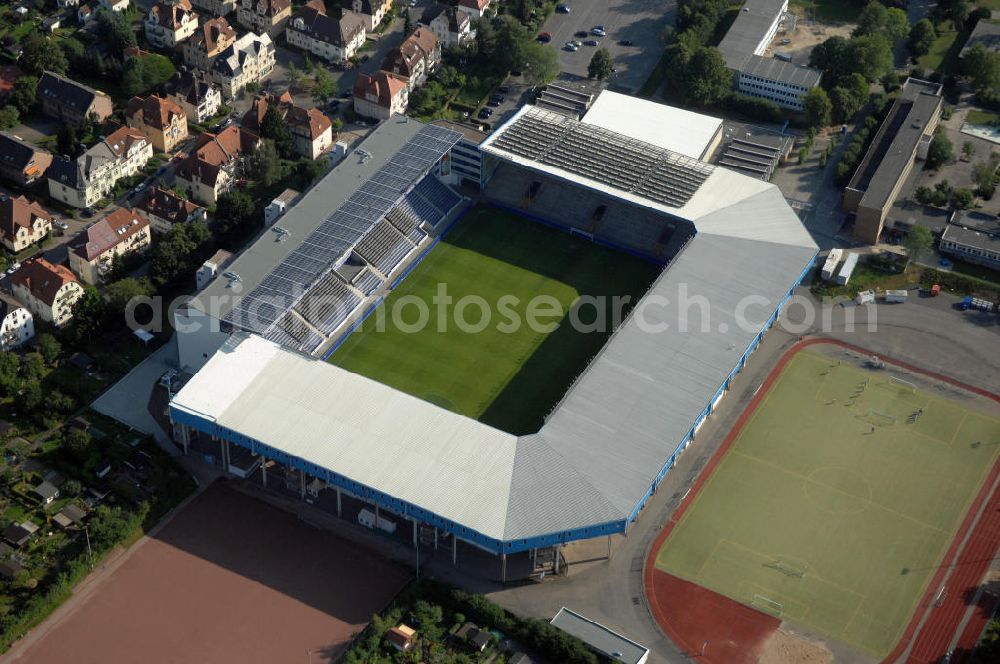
<box><xmin>313</xmin><ymin>68</ymin><xmax>335</xmax><ymax>103</ymax></box>
<box><xmin>962</xmin><ymin>43</ymin><xmax>1000</xmax><ymax>92</ymax></box>
<box><xmin>19</xmin><ymin>33</ymin><xmax>68</xmax><ymax>76</ymax></box>
<box><xmin>216</xmin><ymin>189</ymin><xmax>258</xmax><ymax>240</ymax></box>
<box><xmin>62</xmin><ymin>479</ymin><xmax>82</xmax><ymax>497</ymax></box>
<box><xmin>105</xmin><ymin>278</ymin><xmax>154</xmax><ymax>315</ymax></box>
<box><xmin>140</xmin><ymin>54</ymin><xmax>176</xmax><ymax>92</ymax></box>
<box><xmin>973</xmin><ymin>159</ymin><xmax>998</xmax><ymax>198</ymax></box>
<box><xmin>962</xmin><ymin>140</ymin><xmax>976</xmax><ymax>159</ymax></box>
<box><xmin>926</xmin><ymin>132</ymin><xmax>954</xmax><ymax>169</ymax></box>
<box><xmin>803</xmin><ymin>87</ymin><xmax>832</xmax><ymax>128</ymax></box>
<box><xmin>71</xmin><ymin>285</ymin><xmax>111</xmax><ymax>343</ymax></box>
<box><xmin>809</xmin><ymin>36</ymin><xmax>851</xmax><ymax>80</ymax></box>
<box><xmin>63</xmin><ymin>431</ymin><xmax>93</xmax><ymax>464</ymax></box>
<box><xmin>0</xmin><ymin>353</ymin><xmax>19</xmax><ymax>397</ymax></box>
<box><xmin>908</xmin><ymin>19</ymin><xmax>936</xmax><ymax>58</ymax></box>
<box><xmin>249</xmin><ymin>140</ymin><xmax>281</xmax><ymax>187</ymax></box>
<box><xmin>524</xmin><ymin>40</ymin><xmax>559</xmax><ymax>85</ymax></box>
<box><xmin>403</xmin><ymin>7</ymin><xmax>412</xmax><ymax>34</ymax></box>
<box><xmin>853</xmin><ymin>2</ymin><xmax>888</xmax><ymax>37</ymax></box>
<box><xmin>37</xmin><ymin>333</ymin><xmax>61</xmax><ymax>366</ymax></box>
<box><xmin>904</xmin><ymin>225</ymin><xmax>934</xmax><ymax>260</ymax></box>
<box><xmin>57</xmin><ymin>124</ymin><xmax>80</xmax><ymax>158</ymax></box>
<box><xmin>587</xmin><ymin>48</ymin><xmax>614</xmax><ymax>80</ymax></box>
<box><xmin>59</xmin><ymin>37</ymin><xmax>87</xmax><ymax>72</ymax></box>
<box><xmin>11</xmin><ymin>76</ymin><xmax>38</xmax><ymax>115</ymax></box>
<box><xmin>848</xmin><ymin>34</ymin><xmax>893</xmax><ymax>82</ymax></box>
<box><xmin>681</xmin><ymin>47</ymin><xmax>732</xmax><ymax>105</ymax></box>
<box><xmin>21</xmin><ymin>353</ymin><xmax>44</xmax><ymax>384</ymax></box>
<box><xmin>288</xmin><ymin>61</ymin><xmax>300</xmax><ymax>87</ymax></box>
<box><xmin>260</xmin><ymin>106</ymin><xmax>293</xmax><ymax>158</ymax></box>
<box><xmin>950</xmin><ymin>187</ymin><xmax>975</xmax><ymax>209</ymax></box>
<box><xmin>97</xmin><ymin>8</ymin><xmax>137</xmax><ymax>57</ymax></box>
<box><xmin>0</xmin><ymin>107</ymin><xmax>19</xmax><ymax>130</ymax></box>
<box><xmin>122</xmin><ymin>59</ymin><xmax>146</xmax><ymax>98</ymax></box>
<box><xmin>149</xmin><ymin>221</ymin><xmax>213</xmax><ymax>288</ymax></box>
<box><xmin>884</xmin><ymin>8</ymin><xmax>910</xmax><ymax>44</ymax></box>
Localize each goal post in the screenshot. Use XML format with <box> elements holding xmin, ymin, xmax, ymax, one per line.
<box><xmin>857</xmin><ymin>409</ymin><xmax>898</xmax><ymax>427</ymax></box>
<box><xmin>751</xmin><ymin>594</ymin><xmax>783</xmax><ymax>616</ymax></box>
<box><xmin>889</xmin><ymin>375</ymin><xmax>917</xmax><ymax>394</ymax></box>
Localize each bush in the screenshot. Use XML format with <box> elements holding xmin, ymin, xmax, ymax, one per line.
<box><xmin>718</xmin><ymin>92</ymin><xmax>783</xmax><ymax>123</ymax></box>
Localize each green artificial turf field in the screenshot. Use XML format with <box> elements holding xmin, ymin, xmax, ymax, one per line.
<box><xmin>329</xmin><ymin>206</ymin><xmax>660</xmax><ymax>434</ymax></box>
<box><xmin>654</xmin><ymin>349</ymin><xmax>1000</xmax><ymax>656</ymax></box>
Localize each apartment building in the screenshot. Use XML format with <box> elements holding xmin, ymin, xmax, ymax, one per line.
<box><xmin>381</xmin><ymin>27</ymin><xmax>440</xmax><ymax>92</ymax></box>
<box><xmin>47</xmin><ymin>126</ymin><xmax>154</xmax><ymax>209</ymax></box>
<box><xmin>0</xmin><ymin>294</ymin><xmax>34</xmax><ymax>351</ymax></box>
<box><xmin>10</xmin><ymin>258</ymin><xmax>84</xmax><ymax>326</ymax></box>
<box><xmin>211</xmin><ymin>31</ymin><xmax>276</xmax><ymax>99</ymax></box>
<box><xmin>136</xmin><ymin>186</ymin><xmax>207</xmax><ymax>233</ymax></box>
<box><xmin>182</xmin><ymin>16</ymin><xmax>237</xmax><ymax>70</ymax></box>
<box><xmin>175</xmin><ymin>124</ymin><xmax>259</xmax><ymax>205</ymax></box>
<box><xmin>37</xmin><ymin>71</ymin><xmax>113</xmax><ymax>126</ymax></box>
<box><xmin>242</xmin><ymin>91</ymin><xmax>333</xmax><ymax>159</ymax></box>
<box><xmin>236</xmin><ymin>0</ymin><xmax>291</xmax><ymax>37</ymax></box>
<box><xmin>145</xmin><ymin>0</ymin><xmax>200</xmax><ymax>50</ymax></box>
<box><xmin>285</xmin><ymin>4</ymin><xmax>366</xmax><ymax>64</ymax></box>
<box><xmin>126</xmin><ymin>95</ymin><xmax>189</xmax><ymax>154</ymax></box>
<box><xmin>190</xmin><ymin>0</ymin><xmax>236</xmax><ymax>16</ymax></box>
<box><xmin>0</xmin><ymin>195</ymin><xmax>53</xmax><ymax>253</ymax></box>
<box><xmin>353</xmin><ymin>70</ymin><xmax>408</xmax><ymax>120</ymax></box>
<box><xmin>0</xmin><ymin>132</ymin><xmax>52</xmax><ymax>187</ymax></box>
<box><xmin>170</xmin><ymin>70</ymin><xmax>224</xmax><ymax>124</ymax></box>
<box><xmin>345</xmin><ymin>0</ymin><xmax>392</xmax><ymax>31</ymax></box>
<box><xmin>69</xmin><ymin>208</ymin><xmax>153</xmax><ymax>284</ymax></box>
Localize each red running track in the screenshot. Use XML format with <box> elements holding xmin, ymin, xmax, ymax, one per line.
<box><xmin>644</xmin><ymin>338</ymin><xmax>1000</xmax><ymax>664</ymax></box>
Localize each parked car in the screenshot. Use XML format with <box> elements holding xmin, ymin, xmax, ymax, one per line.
<box><xmin>618</xmin><ymin>39</ymin><xmax>634</xmax><ymax>46</ymax></box>
<box><xmin>497</xmin><ymin>85</ymin><xmax>510</xmax><ymax>94</ymax></box>
<box><xmin>591</xmin><ymin>26</ymin><xmax>606</xmax><ymax>36</ymax></box>
<box><xmin>340</xmin><ymin>90</ymin><xmax>352</xmax><ymax>99</ymax></box>
<box><xmin>584</xmin><ymin>39</ymin><xmax>599</xmax><ymax>46</ymax></box>
<box><xmin>55</xmin><ymin>221</ymin><xmax>69</xmax><ymax>231</ymax></box>
<box><xmin>574</xmin><ymin>30</ymin><xmax>589</xmax><ymax>38</ymax></box>
<box><xmin>537</xmin><ymin>31</ymin><xmax>552</xmax><ymax>42</ymax></box>
<box><xmin>564</xmin><ymin>42</ymin><xmax>579</xmax><ymax>51</ymax></box>
<box><xmin>487</xmin><ymin>99</ymin><xmax>501</xmax><ymax>107</ymax></box>
<box><xmin>556</xmin><ymin>3</ymin><xmax>570</xmax><ymax>12</ymax></box>
<box><xmin>6</xmin><ymin>263</ymin><xmax>20</xmax><ymax>275</ymax></box>
<box><xmin>490</xmin><ymin>94</ymin><xmax>505</xmax><ymax>103</ymax></box>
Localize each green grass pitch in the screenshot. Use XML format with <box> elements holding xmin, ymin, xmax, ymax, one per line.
<box><xmin>329</xmin><ymin>206</ymin><xmax>660</xmax><ymax>434</ymax></box>
<box><xmin>654</xmin><ymin>349</ymin><xmax>1000</xmax><ymax>656</ymax></box>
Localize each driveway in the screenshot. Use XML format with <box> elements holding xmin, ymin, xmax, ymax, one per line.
<box><xmin>539</xmin><ymin>0</ymin><xmax>674</xmax><ymax>92</ymax></box>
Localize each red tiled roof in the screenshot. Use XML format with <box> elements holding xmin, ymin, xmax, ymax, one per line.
<box><xmin>71</xmin><ymin>208</ymin><xmax>150</xmax><ymax>262</ymax></box>
<box><xmin>127</xmin><ymin>95</ymin><xmax>186</xmax><ymax>131</ymax></box>
<box><xmin>0</xmin><ymin>195</ymin><xmax>51</xmax><ymax>244</ymax></box>
<box><xmin>11</xmin><ymin>257</ymin><xmax>78</xmax><ymax>307</ymax></box>
<box><xmin>137</xmin><ymin>187</ymin><xmax>204</xmax><ymax>226</ymax></box>
<box><xmin>353</xmin><ymin>71</ymin><xmax>407</xmax><ymax>108</ymax></box>
<box><xmin>177</xmin><ymin>125</ymin><xmax>258</xmax><ymax>187</ymax></box>
<box><xmin>0</xmin><ymin>65</ymin><xmax>23</xmax><ymax>100</ymax></box>
<box><xmin>103</xmin><ymin>125</ymin><xmax>149</xmax><ymax>158</ymax></box>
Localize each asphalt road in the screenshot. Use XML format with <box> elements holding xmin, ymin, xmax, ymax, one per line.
<box><xmin>539</xmin><ymin>0</ymin><xmax>674</xmax><ymax>92</ymax></box>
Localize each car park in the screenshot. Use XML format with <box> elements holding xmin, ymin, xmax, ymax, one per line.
<box><xmin>591</xmin><ymin>26</ymin><xmax>606</xmax><ymax>36</ymax></box>
<box><xmin>537</xmin><ymin>31</ymin><xmax>552</xmax><ymax>42</ymax></box>
<box><xmin>556</xmin><ymin>3</ymin><xmax>570</xmax><ymax>12</ymax></box>
<box><xmin>564</xmin><ymin>42</ymin><xmax>579</xmax><ymax>51</ymax></box>
<box><xmin>574</xmin><ymin>30</ymin><xmax>588</xmax><ymax>38</ymax></box>
<box><xmin>618</xmin><ymin>39</ymin><xmax>634</xmax><ymax>46</ymax></box>
<box><xmin>584</xmin><ymin>39</ymin><xmax>599</xmax><ymax>46</ymax></box>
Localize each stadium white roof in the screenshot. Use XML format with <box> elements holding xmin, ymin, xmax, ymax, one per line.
<box><xmin>581</xmin><ymin>91</ymin><xmax>723</xmax><ymax>160</ymax></box>
<box><xmin>172</xmin><ymin>104</ymin><xmax>818</xmax><ymax>550</ymax></box>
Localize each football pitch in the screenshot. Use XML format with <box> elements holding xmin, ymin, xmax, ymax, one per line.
<box><xmin>329</xmin><ymin>206</ymin><xmax>660</xmax><ymax>434</ymax></box>
<box><xmin>653</xmin><ymin>348</ymin><xmax>1000</xmax><ymax>656</ymax></box>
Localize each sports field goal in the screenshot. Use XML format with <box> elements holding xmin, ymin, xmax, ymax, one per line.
<box><xmin>751</xmin><ymin>594</ymin><xmax>783</xmax><ymax>616</ymax></box>
<box><xmin>889</xmin><ymin>375</ymin><xmax>917</xmax><ymax>394</ymax></box>
<box><xmin>857</xmin><ymin>409</ymin><xmax>898</xmax><ymax>427</ymax></box>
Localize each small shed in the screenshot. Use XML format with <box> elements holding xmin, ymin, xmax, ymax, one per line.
<box><xmin>68</xmin><ymin>352</ymin><xmax>95</xmax><ymax>372</ymax></box>
<box><xmin>53</xmin><ymin>504</ymin><xmax>88</xmax><ymax>529</ymax></box>
<box><xmin>32</xmin><ymin>481</ymin><xmax>60</xmax><ymax>505</ymax></box>
<box><xmin>509</xmin><ymin>654</ymin><xmax>532</xmax><ymax>664</ymax></box>
<box><xmin>385</xmin><ymin>624</ymin><xmax>416</xmax><ymax>651</ymax></box>
<box><xmin>455</xmin><ymin>622</ymin><xmax>491</xmax><ymax>652</ymax></box>
<box><xmin>0</xmin><ymin>559</ymin><xmax>22</xmax><ymax>581</ymax></box>
<box><xmin>94</xmin><ymin>459</ymin><xmax>112</xmax><ymax>479</ymax></box>
<box><xmin>2</xmin><ymin>524</ymin><xmax>31</xmax><ymax>548</ymax></box>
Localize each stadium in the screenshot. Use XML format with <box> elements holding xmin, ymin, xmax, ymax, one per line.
<box><xmin>169</xmin><ymin>92</ymin><xmax>818</xmax><ymax>578</ymax></box>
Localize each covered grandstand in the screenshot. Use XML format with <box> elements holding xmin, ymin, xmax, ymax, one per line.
<box><xmin>171</xmin><ymin>104</ymin><xmax>818</xmax><ymax>573</ymax></box>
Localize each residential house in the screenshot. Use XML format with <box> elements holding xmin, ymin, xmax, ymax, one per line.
<box><xmin>353</xmin><ymin>70</ymin><xmax>408</xmax><ymax>120</ymax></box>
<box><xmin>385</xmin><ymin>625</ymin><xmax>416</xmax><ymax>652</ymax></box>
<box><xmin>0</xmin><ymin>293</ymin><xmax>34</xmax><ymax>351</ymax></box>
<box><xmin>126</xmin><ymin>95</ymin><xmax>189</xmax><ymax>153</ymax></box>
<box><xmin>196</xmin><ymin>248</ymin><xmax>233</xmax><ymax>289</ymax></box>
<box><xmin>53</xmin><ymin>504</ymin><xmax>88</xmax><ymax>530</ymax></box>
<box><xmin>79</xmin><ymin>0</ymin><xmax>130</xmax><ymax>21</ymax></box>
<box><xmin>381</xmin><ymin>27</ymin><xmax>440</xmax><ymax>92</ymax></box>
<box><xmin>48</xmin><ymin>126</ymin><xmax>154</xmax><ymax>209</ymax></box>
<box><xmin>11</xmin><ymin>257</ymin><xmax>85</xmax><ymax>326</ymax></box>
<box><xmin>69</xmin><ymin>208</ymin><xmax>153</xmax><ymax>284</ymax></box>
<box><xmin>58</xmin><ymin>0</ymin><xmax>80</xmax><ymax>7</ymax></box>
<box><xmin>285</xmin><ymin>5</ymin><xmax>366</xmax><ymax>64</ymax></box>
<box><xmin>145</xmin><ymin>0</ymin><xmax>200</xmax><ymax>50</ymax></box>
<box><xmin>421</xmin><ymin>5</ymin><xmax>471</xmax><ymax>48</ymax></box>
<box><xmin>170</xmin><ymin>70</ymin><xmax>224</xmax><ymax>124</ymax></box>
<box><xmin>0</xmin><ymin>133</ymin><xmax>52</xmax><ymax>187</ymax></box>
<box><xmin>237</xmin><ymin>0</ymin><xmax>292</xmax><ymax>37</ymax></box>
<box><xmin>190</xmin><ymin>0</ymin><xmax>237</xmax><ymax>16</ymax></box>
<box><xmin>32</xmin><ymin>481</ymin><xmax>59</xmax><ymax>506</ymax></box>
<box><xmin>137</xmin><ymin>186</ymin><xmax>206</xmax><ymax>233</ymax></box>
<box><xmin>36</xmin><ymin>71</ymin><xmax>114</xmax><ymax>126</ymax></box>
<box><xmin>77</xmin><ymin>2</ymin><xmax>96</xmax><ymax>23</ymax></box>
<box><xmin>0</xmin><ymin>194</ymin><xmax>53</xmax><ymax>253</ymax></box>
<box><xmin>182</xmin><ymin>16</ymin><xmax>237</xmax><ymax>71</ymax></box>
<box><xmin>345</xmin><ymin>0</ymin><xmax>393</xmax><ymax>31</ymax></box>
<box><xmin>175</xmin><ymin>124</ymin><xmax>259</xmax><ymax>205</ymax></box>
<box><xmin>211</xmin><ymin>31</ymin><xmax>276</xmax><ymax>99</ymax></box>
<box><xmin>454</xmin><ymin>623</ymin><xmax>491</xmax><ymax>653</ymax></box>
<box><xmin>242</xmin><ymin>92</ymin><xmax>333</xmax><ymax>159</ymax></box>
<box><xmin>1</xmin><ymin>524</ymin><xmax>31</xmax><ymax>548</ymax></box>
<box><xmin>456</xmin><ymin>0</ymin><xmax>491</xmax><ymax>19</ymax></box>
<box><xmin>101</xmin><ymin>0</ymin><xmax>131</xmax><ymax>11</ymax></box>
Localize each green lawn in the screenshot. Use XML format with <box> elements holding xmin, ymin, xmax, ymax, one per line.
<box><xmin>789</xmin><ymin>0</ymin><xmax>861</xmax><ymax>24</ymax></box>
<box><xmin>654</xmin><ymin>349</ymin><xmax>1000</xmax><ymax>657</ymax></box>
<box><xmin>329</xmin><ymin>206</ymin><xmax>660</xmax><ymax>434</ymax></box>
<box><xmin>966</xmin><ymin>109</ymin><xmax>1000</xmax><ymax>126</ymax></box>
<box><xmin>918</xmin><ymin>29</ymin><xmax>959</xmax><ymax>73</ymax></box>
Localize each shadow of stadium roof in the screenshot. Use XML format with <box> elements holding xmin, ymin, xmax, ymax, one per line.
<box><xmin>171</xmin><ymin>109</ymin><xmax>818</xmax><ymax>552</ymax></box>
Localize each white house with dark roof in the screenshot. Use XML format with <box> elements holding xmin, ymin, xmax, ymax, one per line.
<box><xmin>285</xmin><ymin>4</ymin><xmax>366</xmax><ymax>64</ymax></box>
<box><xmin>211</xmin><ymin>31</ymin><xmax>276</xmax><ymax>98</ymax></box>
<box><xmin>170</xmin><ymin>70</ymin><xmax>223</xmax><ymax>124</ymax></box>
<box><xmin>0</xmin><ymin>293</ymin><xmax>34</xmax><ymax>351</ymax></box>
<box><xmin>47</xmin><ymin>126</ymin><xmax>153</xmax><ymax>209</ymax></box>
